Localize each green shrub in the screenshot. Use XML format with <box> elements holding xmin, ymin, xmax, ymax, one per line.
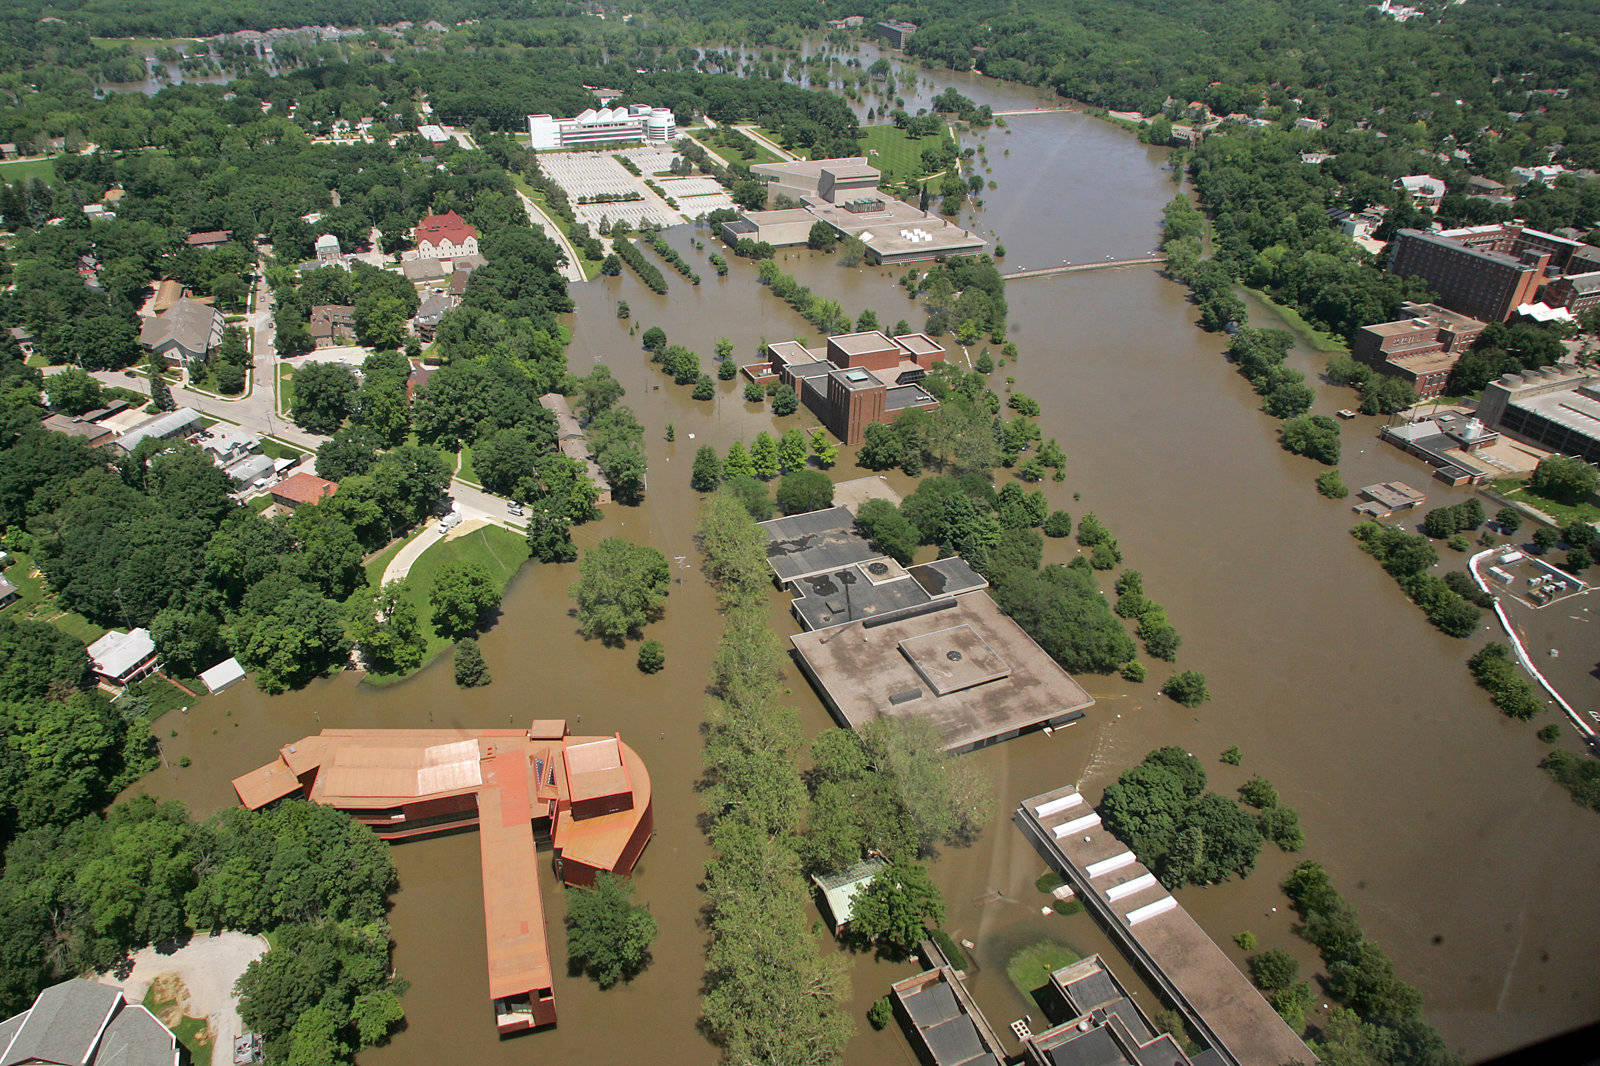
<box><xmin>1120</xmin><ymin>660</ymin><xmax>1147</xmax><ymax>683</ymax></box>
<box><xmin>637</xmin><ymin>639</ymin><xmax>665</xmax><ymax>673</ymax></box>
<box><xmin>867</xmin><ymin>997</ymin><xmax>893</xmax><ymax>1030</ymax></box>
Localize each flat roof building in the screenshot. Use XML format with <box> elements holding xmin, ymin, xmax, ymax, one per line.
<box><xmin>232</xmin><ymin>722</ymin><xmax>652</xmax><ymax>1035</ymax></box>
<box><xmin>747</xmin><ymin>331</ymin><xmax>947</xmax><ymax>445</ymax></box>
<box><xmin>1354</xmin><ymin>481</ymin><xmax>1427</xmax><ymax>518</ymax></box>
<box><xmin>1018</xmin><ymin>787</ymin><xmax>1317</xmax><ymax>1066</ymax></box>
<box><xmin>1022</xmin><ymin>955</ymin><xmax>1196</xmax><ymax>1066</ymax></box>
<box><xmin>1387</xmin><ymin>228</ymin><xmax>1546</xmax><ymax>323</ymax></box>
<box><xmin>891</xmin><ymin>965</ymin><xmax>1003</xmax><ymax>1066</ymax></box>
<box><xmin>749</xmin><ymin>157</ymin><xmax>880</xmax><ymax>206</ymax></box>
<box><xmin>716</xmin><ymin>207</ymin><xmax>818</xmax><ymax>249</ymax></box>
<box><xmin>527</xmin><ymin>105</ymin><xmax>675</xmax><ymax>151</ymax></box>
<box><xmin>875</xmin><ymin>19</ymin><xmax>918</xmax><ymax>49</ymax></box>
<box><xmin>1353</xmin><ymin>302</ymin><xmax>1486</xmax><ymax>399</ymax></box>
<box><xmin>805</xmin><ymin>195</ymin><xmax>986</xmax><ymax>265</ymax></box>
<box><xmin>1475</xmin><ymin>366</ymin><xmax>1600</xmax><ymax>464</ymax></box>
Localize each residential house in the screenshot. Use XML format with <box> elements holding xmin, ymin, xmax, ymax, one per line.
<box><xmin>414</xmin><ymin>210</ymin><xmax>480</xmax><ymax>260</ymax></box>
<box><xmin>0</xmin><ymin>575</ymin><xmax>18</xmax><ymax>610</ymax></box>
<box><xmin>140</xmin><ymin>297</ymin><xmax>224</xmax><ymax>368</ymax></box>
<box><xmin>185</xmin><ymin>229</ymin><xmax>233</xmax><ymax>248</ymax></box>
<box><xmin>271</xmin><ymin>471</ymin><xmax>339</xmax><ymax>511</ymax></box>
<box><xmin>41</xmin><ymin>413</ymin><xmax>116</xmax><ymax>448</ymax></box>
<box><xmin>413</xmin><ymin>292</ymin><xmax>456</xmax><ymax>340</ymax></box>
<box><xmin>315</xmin><ymin>233</ymin><xmax>344</xmax><ymax>265</ymax></box>
<box><xmin>0</xmin><ymin>978</ymin><xmax>178</xmax><ymax>1066</ymax></box>
<box><xmin>87</xmin><ymin>628</ymin><xmax>160</xmax><ymax>686</ymax></box>
<box><xmin>1396</xmin><ymin>174</ymin><xmax>1446</xmax><ymax>210</ymax></box>
<box><xmin>196</xmin><ymin>424</ymin><xmax>260</xmax><ymax>465</ymax></box>
<box><xmin>309</xmin><ymin>304</ymin><xmax>357</xmax><ymax>347</ymax></box>
<box><xmin>115</xmin><ymin>407</ymin><xmax>203</xmax><ymax>453</ymax></box>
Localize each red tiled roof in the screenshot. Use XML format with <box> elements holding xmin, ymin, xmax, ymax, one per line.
<box><xmin>272</xmin><ymin>471</ymin><xmax>338</xmax><ymax>505</ymax></box>
<box><xmin>415</xmin><ymin>210</ymin><xmax>478</xmax><ymax>248</ymax></box>
<box><xmin>186</xmin><ymin>230</ymin><xmax>232</xmax><ymax>246</ymax></box>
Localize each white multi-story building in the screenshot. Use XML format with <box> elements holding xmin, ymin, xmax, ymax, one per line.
<box><xmin>526</xmin><ymin>104</ymin><xmax>676</xmax><ymax>151</ymax></box>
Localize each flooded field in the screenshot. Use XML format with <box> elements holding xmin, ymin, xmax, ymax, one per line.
<box><xmin>131</xmin><ymin>55</ymin><xmax>1600</xmax><ymax>1066</ymax></box>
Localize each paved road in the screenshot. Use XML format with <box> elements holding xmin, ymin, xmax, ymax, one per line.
<box><xmin>733</xmin><ymin>124</ymin><xmax>798</xmax><ymax>162</ymax></box>
<box><xmin>514</xmin><ymin>190</ymin><xmax>588</xmax><ymax>285</ymax></box>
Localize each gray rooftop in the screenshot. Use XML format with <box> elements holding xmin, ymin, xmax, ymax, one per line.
<box><xmin>140</xmin><ymin>298</ymin><xmax>223</xmax><ymax>357</ymax></box>
<box><xmin>0</xmin><ymin>980</ymin><xmax>124</xmax><ymax>1066</ymax></box>
<box><xmin>1510</xmin><ymin>383</ymin><xmax>1600</xmax><ymax>441</ymax></box>
<box><xmin>95</xmin><ymin>1005</ymin><xmax>177</xmax><ymax>1066</ymax></box>
<box><xmin>789</xmin><ymin>559</ymin><xmax>936</xmax><ymax>631</ymax></box>
<box><xmin>115</xmin><ymin>408</ymin><xmax>202</xmax><ymax>453</ymax></box>
<box><xmin>907</xmin><ymin>558</ymin><xmax>987</xmax><ymax>597</ymax></box>
<box><xmin>1394</xmin><ymin>228</ymin><xmax>1531</xmax><ymax>271</ymax></box>
<box><xmin>901</xmin><ymin>981</ymin><xmax>961</xmax><ymax>1028</ymax></box>
<box><xmin>760</xmin><ymin>507</ymin><xmax>880</xmax><ymax>582</ymax></box>
<box><xmin>885</xmin><ymin>382</ymin><xmax>937</xmax><ymax>411</ymax></box>
<box><xmin>87</xmin><ymin>628</ymin><xmax>157</xmax><ymax>680</ymax></box>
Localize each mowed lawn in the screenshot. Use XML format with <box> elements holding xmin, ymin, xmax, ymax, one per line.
<box><xmin>364</xmin><ymin>523</ymin><xmax>528</xmax><ymax>685</ymax></box>
<box><xmin>0</xmin><ymin>158</ymin><xmax>57</xmax><ymax>184</ymax></box>
<box><xmin>2</xmin><ymin>553</ymin><xmax>107</xmax><ymax>646</ymax></box>
<box><xmin>855</xmin><ymin>124</ymin><xmax>951</xmax><ymax>185</ymax></box>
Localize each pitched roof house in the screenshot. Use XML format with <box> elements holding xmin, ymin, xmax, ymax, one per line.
<box><xmin>271</xmin><ymin>471</ymin><xmax>339</xmax><ymax>511</ymax></box>
<box><xmin>414</xmin><ymin>210</ymin><xmax>480</xmax><ymax>260</ymax></box>
<box><xmin>140</xmin><ymin>298</ymin><xmax>224</xmax><ymax>367</ymax></box>
<box><xmin>0</xmin><ymin>979</ymin><xmax>178</xmax><ymax>1066</ymax></box>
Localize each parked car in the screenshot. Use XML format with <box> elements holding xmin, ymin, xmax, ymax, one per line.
<box><xmin>507</xmin><ymin>501</ymin><xmax>525</xmax><ymax>516</ymax></box>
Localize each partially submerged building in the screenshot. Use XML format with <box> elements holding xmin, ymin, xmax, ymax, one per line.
<box><xmin>1018</xmin><ymin>787</ymin><xmax>1316</xmax><ymax>1066</ymax></box>
<box><xmin>1021</xmin><ymin>955</ymin><xmax>1197</xmax><ymax>1066</ymax></box>
<box><xmin>1352</xmin><ymin>302</ymin><xmax>1485</xmax><ymax>399</ymax></box>
<box><xmin>760</xmin><ymin>509</ymin><xmax>1094</xmax><ymax>751</ymax></box>
<box><xmin>745</xmin><ymin>330</ymin><xmax>946</xmax><ymax>445</ymax></box>
<box><xmin>1380</xmin><ymin>411</ymin><xmax>1501</xmax><ymax>484</ymax></box>
<box><xmin>539</xmin><ymin>393</ymin><xmax>612</xmax><ymax>505</ymax></box>
<box><xmin>890</xmin><ymin>965</ymin><xmax>1004</xmax><ymax>1066</ymax></box>
<box><xmin>232</xmin><ymin>721</ymin><xmax>652</xmax><ymax>1035</ymax></box>
<box><xmin>812</xmin><ymin>857</ymin><xmax>887</xmax><ymax>936</ymax></box>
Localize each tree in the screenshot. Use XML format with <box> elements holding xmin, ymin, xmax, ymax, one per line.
<box><xmin>576</xmin><ymin>364</ymin><xmax>626</xmax><ymax>422</ymax></box>
<box><xmin>1248</xmin><ymin>949</ymin><xmax>1299</xmax><ymax>993</ymax></box>
<box><xmin>348</xmin><ymin>582</ymin><xmax>426</xmax><ymax>674</ymax></box>
<box><xmin>1165</xmin><ymin>670</ymin><xmax>1210</xmax><ymax>707</ymax></box>
<box><xmin>570</xmin><ymin>538</ymin><xmax>670</xmax><ymax>645</ymax></box>
<box><xmin>1279</xmin><ymin>414</ymin><xmax>1341</xmax><ymax>465</ymax></box>
<box><xmin>290</xmin><ymin>362</ymin><xmax>358</xmax><ymax>434</ymax></box>
<box><xmin>855</xmin><ymin>499</ymin><xmax>918</xmax><ymax>564</ymax></box>
<box><xmin>808</xmin><ymin>221</ymin><xmax>839</xmax><ymax>251</ymax></box>
<box><xmin>316</xmin><ymin>425</ymin><xmax>382</xmax><ymax>480</ymax></box>
<box><xmin>230</xmin><ymin>575</ymin><xmax>352</xmax><ymax>693</ymax></box>
<box><xmin>640</xmin><ymin>326</ymin><xmax>667</xmax><ymax>353</ymax></box>
<box><xmin>848</xmin><ymin>862</ymin><xmax>945</xmax><ymax>959</ymax></box>
<box><xmin>428</xmin><ymin>563</ymin><xmax>501</xmax><ymax>638</ymax></box>
<box><xmin>1238</xmin><ymin>775</ymin><xmax>1279</xmax><ymax>809</ymax></box>
<box><xmin>750</xmin><ymin>432</ymin><xmax>781</xmax><ymax>479</ymax></box>
<box><xmin>770</xmin><ymin>383</ymin><xmax>798</xmax><ymax>417</ymax></box>
<box><xmin>47</xmin><ymin>367</ymin><xmax>103</xmax><ymax>415</ymax></box>
<box><xmin>857</xmin><ymin>422</ymin><xmax>903</xmax><ymax>470</ymax></box>
<box><xmin>1529</xmin><ymin>455</ymin><xmax>1599</xmax><ymax>505</ymax></box>
<box><xmin>453</xmin><ymin>638</ymin><xmax>490</xmax><ymax>687</ymax></box>
<box><xmin>1496</xmin><ymin>506</ymin><xmax>1522</xmax><ymax>536</ymax></box>
<box><xmin>691</xmin><ymin>445</ymin><xmax>724</xmax><ymax>492</ymax></box>
<box><xmin>147</xmin><ymin>355</ymin><xmax>174</xmax><ymax>412</ymax></box>
<box><xmin>637</xmin><ymin>640</ymin><xmax>665</xmax><ymax>674</ymax></box>
<box><xmin>525</xmin><ymin>503</ymin><xmax>577</xmax><ymax>564</ymax></box>
<box><xmin>810</xmin><ymin>429</ymin><xmax>838</xmax><ymax>468</ymax></box>
<box><xmin>565</xmin><ymin>873</ymin><xmax>657</xmax><ymax>988</ymax></box>
<box><xmin>775</xmin><ymin>469</ymin><xmax>834</xmax><ymax>515</ymax></box>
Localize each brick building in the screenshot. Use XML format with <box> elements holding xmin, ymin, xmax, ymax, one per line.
<box><xmin>1543</xmin><ymin>271</ymin><xmax>1600</xmax><ymax>315</ymax></box>
<box><xmin>232</xmin><ymin>721</ymin><xmax>653</xmax><ymax>1035</ymax></box>
<box><xmin>1388</xmin><ymin>222</ymin><xmax>1600</xmax><ymax>323</ymax></box>
<box><xmin>744</xmin><ymin>330</ymin><xmax>946</xmax><ymax>444</ymax></box>
<box><xmin>1352</xmin><ymin>302</ymin><xmax>1486</xmax><ymax>398</ymax></box>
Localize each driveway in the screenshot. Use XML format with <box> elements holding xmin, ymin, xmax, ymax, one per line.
<box><xmin>99</xmin><ymin>931</ymin><xmax>267</xmax><ymax>1062</ymax></box>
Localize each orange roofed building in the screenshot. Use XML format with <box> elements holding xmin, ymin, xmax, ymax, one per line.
<box><xmin>231</xmin><ymin>721</ymin><xmax>652</xmax><ymax>1035</ymax></box>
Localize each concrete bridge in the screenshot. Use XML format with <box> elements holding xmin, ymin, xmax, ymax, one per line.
<box><xmin>991</xmin><ymin>107</ymin><xmax>1078</xmax><ymax>117</ymax></box>
<box><xmin>1002</xmin><ymin>255</ymin><xmax>1167</xmax><ymax>280</ymax></box>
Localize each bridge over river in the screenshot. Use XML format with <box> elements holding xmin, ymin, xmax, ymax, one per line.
<box><xmin>1002</xmin><ymin>255</ymin><xmax>1167</xmax><ymax>280</ymax></box>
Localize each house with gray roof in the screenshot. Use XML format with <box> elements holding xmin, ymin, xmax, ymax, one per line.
<box><xmin>140</xmin><ymin>297</ymin><xmax>224</xmax><ymax>368</ymax></box>
<box><xmin>115</xmin><ymin>408</ymin><xmax>203</xmax><ymax>453</ymax></box>
<box><xmin>0</xmin><ymin>575</ymin><xmax>18</xmax><ymax>610</ymax></box>
<box><xmin>0</xmin><ymin>978</ymin><xmax>178</xmax><ymax>1066</ymax></box>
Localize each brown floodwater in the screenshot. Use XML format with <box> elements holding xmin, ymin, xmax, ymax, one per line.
<box><xmin>132</xmin><ymin>87</ymin><xmax>1600</xmax><ymax>1065</ymax></box>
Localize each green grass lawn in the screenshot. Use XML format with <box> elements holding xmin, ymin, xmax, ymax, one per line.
<box><xmin>704</xmin><ymin>128</ymin><xmax>781</xmax><ymax>166</ymax></box>
<box><xmin>0</xmin><ymin>158</ymin><xmax>57</xmax><ymax>184</ymax></box>
<box><xmin>1244</xmin><ymin>286</ymin><xmax>1349</xmax><ymax>353</ymax></box>
<box><xmin>856</xmin><ymin>124</ymin><xmax>951</xmax><ymax>185</ymax></box>
<box><xmin>363</xmin><ymin>537</ymin><xmax>410</xmax><ymax>587</ymax></box>
<box><xmin>1006</xmin><ymin>940</ymin><xmax>1081</xmax><ymax>1001</ymax></box>
<box><xmin>363</xmin><ymin>524</ymin><xmax>528</xmax><ymax>687</ymax></box>
<box><xmin>456</xmin><ymin>444</ymin><xmax>480</xmax><ymax>486</ymax></box>
<box><xmin>1490</xmin><ymin>478</ymin><xmax>1600</xmax><ymax>525</ymax></box>
<box><xmin>92</xmin><ymin>36</ymin><xmax>199</xmax><ymax>52</ymax></box>
<box><xmin>2</xmin><ymin>553</ymin><xmax>107</xmax><ymax>645</ymax></box>
<box><xmin>259</xmin><ymin>436</ymin><xmax>307</xmax><ymax>462</ymax></box>
<box><xmin>142</xmin><ymin>984</ymin><xmax>212</xmax><ymax>1066</ymax></box>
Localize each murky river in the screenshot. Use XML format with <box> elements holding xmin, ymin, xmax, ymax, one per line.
<box><xmin>131</xmin><ymin>50</ymin><xmax>1600</xmax><ymax>1066</ymax></box>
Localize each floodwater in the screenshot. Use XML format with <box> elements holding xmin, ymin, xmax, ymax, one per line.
<box><xmin>131</xmin><ymin>57</ymin><xmax>1600</xmax><ymax>1066</ymax></box>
